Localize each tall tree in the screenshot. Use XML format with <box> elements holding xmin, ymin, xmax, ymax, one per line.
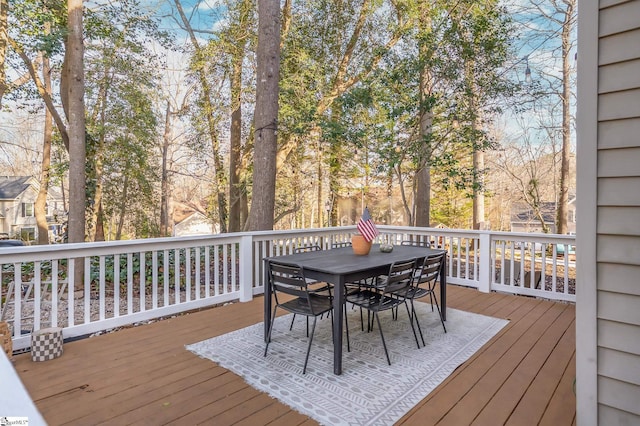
<box><xmin>66</xmin><ymin>0</ymin><xmax>86</xmax><ymax>244</ymax></box>
<box><xmin>246</xmin><ymin>0</ymin><xmax>280</xmax><ymax>231</ymax></box>
<box><xmin>556</xmin><ymin>0</ymin><xmax>576</xmax><ymax>234</ymax></box>
<box><xmin>34</xmin><ymin>50</ymin><xmax>53</xmax><ymax>244</ymax></box>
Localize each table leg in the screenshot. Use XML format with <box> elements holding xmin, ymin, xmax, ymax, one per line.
<box><xmin>264</xmin><ymin>259</ymin><xmax>271</xmax><ymax>342</ymax></box>
<box><xmin>440</xmin><ymin>255</ymin><xmax>447</xmax><ymax>321</ymax></box>
<box><xmin>333</xmin><ymin>275</ymin><xmax>344</xmax><ymax>375</ymax></box>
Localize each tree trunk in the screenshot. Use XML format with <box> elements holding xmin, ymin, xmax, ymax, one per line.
<box><xmin>228</xmin><ymin>51</ymin><xmax>243</xmax><ymax>232</ymax></box>
<box><xmin>247</xmin><ymin>0</ymin><xmax>281</xmax><ymax>231</ymax></box>
<box><xmin>35</xmin><ymin>53</ymin><xmax>53</xmax><ymax>245</ymax></box>
<box><xmin>88</xmin><ymin>74</ymin><xmax>107</xmax><ymax>242</ymax></box>
<box><xmin>0</xmin><ymin>0</ymin><xmax>7</xmax><ymax>107</ymax></box>
<box><xmin>94</xmin><ymin>201</ymin><xmax>105</xmax><ymax>241</ymax></box>
<box><xmin>160</xmin><ymin>102</ymin><xmax>171</xmax><ymax>236</ymax></box>
<box><xmin>414</xmin><ymin>6</ymin><xmax>433</xmax><ymax>228</ymax></box>
<box><xmin>65</xmin><ymin>0</ymin><xmax>86</xmax><ymax>297</ymax></box>
<box><xmin>557</xmin><ymin>0</ymin><xmax>575</xmax><ymax>235</ymax></box>
<box><xmin>66</xmin><ymin>0</ymin><xmax>86</xmax><ymax>245</ymax></box>
<box><xmin>116</xmin><ymin>174</ymin><xmax>129</xmax><ymax>240</ymax></box>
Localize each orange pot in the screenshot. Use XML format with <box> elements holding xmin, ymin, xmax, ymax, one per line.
<box><xmin>351</xmin><ymin>235</ymin><xmax>372</xmax><ymax>255</ymax></box>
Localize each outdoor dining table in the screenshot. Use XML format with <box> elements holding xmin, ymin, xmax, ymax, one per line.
<box><xmin>263</xmin><ymin>244</ymin><xmax>447</xmax><ymax>375</ymax></box>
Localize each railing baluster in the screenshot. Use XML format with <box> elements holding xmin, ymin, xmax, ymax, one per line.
<box><xmin>34</xmin><ymin>263</ymin><xmax>41</xmax><ymax>330</ymax></box>
<box><xmin>174</xmin><ymin>249</ymin><xmax>180</xmax><ymax>305</ymax></box>
<box><xmin>223</xmin><ymin>244</ymin><xmax>229</xmax><ymax>294</ymax></box>
<box><xmin>68</xmin><ymin>258</ymin><xmax>75</xmax><ymax>327</ymax></box>
<box><xmin>152</xmin><ymin>250</ymin><xmax>158</xmax><ymax>309</ymax></box>
<box><xmin>14</xmin><ymin>263</ymin><xmax>21</xmax><ymax>337</ymax></box>
<box><xmin>163</xmin><ymin>250</ymin><xmax>170</xmax><ymax>307</ymax></box>
<box><xmin>127</xmin><ymin>253</ymin><xmax>134</xmax><ymax>314</ymax></box>
<box><xmin>84</xmin><ymin>257</ymin><xmax>91</xmax><ymax>324</ymax></box>
<box><xmin>205</xmin><ymin>246</ymin><xmax>211</xmax><ymax>298</ymax></box>
<box><xmin>114</xmin><ymin>254</ymin><xmax>120</xmax><ymax>318</ymax></box>
<box><xmin>99</xmin><ymin>255</ymin><xmax>106</xmax><ymax>321</ymax></box>
<box><xmin>232</xmin><ymin>243</ymin><xmax>237</xmax><ymax>292</ymax></box>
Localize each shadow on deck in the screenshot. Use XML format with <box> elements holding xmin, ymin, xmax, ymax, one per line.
<box><xmin>13</xmin><ymin>285</ymin><xmax>576</xmax><ymax>425</ymax></box>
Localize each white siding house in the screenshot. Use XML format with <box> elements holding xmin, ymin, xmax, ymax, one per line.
<box><xmin>577</xmin><ymin>1</ymin><xmax>640</xmax><ymax>424</ymax></box>
<box><xmin>0</xmin><ymin>176</ymin><xmax>65</xmax><ymax>242</ymax></box>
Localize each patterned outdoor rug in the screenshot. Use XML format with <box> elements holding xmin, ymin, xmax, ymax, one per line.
<box><xmin>186</xmin><ymin>302</ymin><xmax>508</xmax><ymax>426</ymax></box>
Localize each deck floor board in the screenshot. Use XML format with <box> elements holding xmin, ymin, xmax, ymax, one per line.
<box><xmin>13</xmin><ymin>285</ymin><xmax>576</xmax><ymax>425</ymax></box>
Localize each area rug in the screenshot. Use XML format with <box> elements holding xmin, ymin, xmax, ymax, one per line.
<box><xmin>186</xmin><ymin>302</ymin><xmax>508</xmax><ymax>426</ymax></box>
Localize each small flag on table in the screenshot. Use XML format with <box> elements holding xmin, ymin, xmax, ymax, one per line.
<box><xmin>357</xmin><ymin>207</ymin><xmax>380</xmax><ymax>242</ymax></box>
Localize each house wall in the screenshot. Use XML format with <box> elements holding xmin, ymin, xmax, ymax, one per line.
<box><xmin>577</xmin><ymin>1</ymin><xmax>640</xmax><ymax>424</ymax></box>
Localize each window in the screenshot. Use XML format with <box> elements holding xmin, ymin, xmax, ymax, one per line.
<box><xmin>22</xmin><ymin>202</ymin><xmax>34</xmax><ymax>217</ymax></box>
<box><xmin>20</xmin><ymin>227</ymin><xmax>35</xmax><ymax>241</ymax></box>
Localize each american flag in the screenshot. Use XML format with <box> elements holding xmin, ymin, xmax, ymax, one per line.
<box><xmin>357</xmin><ymin>207</ymin><xmax>380</xmax><ymax>242</ymax></box>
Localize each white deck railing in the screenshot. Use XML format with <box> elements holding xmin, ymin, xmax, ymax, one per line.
<box><xmin>0</xmin><ymin>226</ymin><xmax>575</xmax><ymax>350</ymax></box>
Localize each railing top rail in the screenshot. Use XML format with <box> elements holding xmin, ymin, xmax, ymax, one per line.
<box><xmin>0</xmin><ymin>226</ymin><xmax>575</xmax><ymax>263</ymax></box>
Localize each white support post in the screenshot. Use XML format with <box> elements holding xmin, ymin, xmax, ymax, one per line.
<box><xmin>478</xmin><ymin>232</ymin><xmax>491</xmax><ymax>293</ymax></box>
<box><xmin>238</xmin><ymin>235</ymin><xmax>254</xmax><ymax>302</ymax></box>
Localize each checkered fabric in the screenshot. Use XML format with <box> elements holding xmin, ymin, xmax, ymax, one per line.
<box><xmin>0</xmin><ymin>321</ymin><xmax>12</xmax><ymax>361</ymax></box>
<box><xmin>31</xmin><ymin>327</ymin><xmax>63</xmax><ymax>362</ymax></box>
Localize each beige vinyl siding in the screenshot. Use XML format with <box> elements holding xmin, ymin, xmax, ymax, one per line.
<box><xmin>598</xmin><ymin>263</ymin><xmax>640</xmax><ymax>295</ymax></box>
<box><xmin>597</xmin><ymin>207</ymin><xmax>640</xmax><ymax>235</ymax></box>
<box><xmin>599</xmin><ymin>29</ymin><xmax>640</xmax><ymax>65</ymax></box>
<box><xmin>599</xmin><ymin>404</ymin><xmax>640</xmax><ymax>425</ymax></box>
<box><xmin>598</xmin><ymin>319</ymin><xmax>640</xmax><ymax>355</ymax></box>
<box><xmin>597</xmin><ymin>291</ymin><xmax>640</xmax><ymax>325</ymax></box>
<box><xmin>598</xmin><ymin>117</ymin><xmax>640</xmax><ymax>149</ymax></box>
<box><xmin>598</xmin><ymin>147</ymin><xmax>640</xmax><ymax>177</ymax></box>
<box><xmin>598</xmin><ymin>89</ymin><xmax>640</xmax><ymax>120</ymax></box>
<box><xmin>599</xmin><ymin>0</ymin><xmax>640</xmax><ymax>36</ymax></box>
<box><xmin>598</xmin><ymin>59</ymin><xmax>640</xmax><ymax>93</ymax></box>
<box><xmin>598</xmin><ymin>347</ymin><xmax>640</xmax><ymax>385</ymax></box>
<box><xmin>596</xmin><ymin>0</ymin><xmax>640</xmax><ymax>422</ymax></box>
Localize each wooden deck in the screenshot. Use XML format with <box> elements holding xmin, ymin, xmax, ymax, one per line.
<box><xmin>12</xmin><ymin>285</ymin><xmax>576</xmax><ymax>425</ymax></box>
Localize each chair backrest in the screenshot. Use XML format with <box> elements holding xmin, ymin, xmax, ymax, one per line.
<box><xmin>383</xmin><ymin>259</ymin><xmax>417</xmax><ymax>294</ymax></box>
<box><xmin>268</xmin><ymin>261</ymin><xmax>309</xmax><ymax>300</ymax></box>
<box><xmin>401</xmin><ymin>240</ymin><xmax>431</xmax><ymax>248</ymax></box>
<box><xmin>499</xmin><ymin>260</ymin><xmax>522</xmax><ymax>285</ymax></box>
<box><xmin>415</xmin><ymin>252</ymin><xmax>445</xmax><ymax>288</ymax></box>
<box><xmin>332</xmin><ymin>241</ymin><xmax>352</xmax><ymax>248</ymax></box>
<box><xmin>294</xmin><ymin>245</ymin><xmax>322</xmax><ymax>253</ymax></box>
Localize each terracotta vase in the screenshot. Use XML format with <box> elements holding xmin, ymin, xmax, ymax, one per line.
<box><xmin>351</xmin><ymin>235</ymin><xmax>372</xmax><ymax>255</ymax></box>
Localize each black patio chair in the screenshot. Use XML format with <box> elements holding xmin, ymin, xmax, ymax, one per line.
<box><xmin>400</xmin><ymin>239</ymin><xmax>431</xmax><ymax>248</ymax></box>
<box><xmin>264</xmin><ymin>261</ymin><xmax>334</xmax><ymax>374</ymax></box>
<box><xmin>290</xmin><ymin>245</ymin><xmax>332</xmax><ymax>332</ymax></box>
<box><xmin>345</xmin><ymin>259</ymin><xmax>420</xmax><ymax>365</ymax></box>
<box><xmin>391</xmin><ymin>252</ymin><xmax>446</xmax><ymax>348</ymax></box>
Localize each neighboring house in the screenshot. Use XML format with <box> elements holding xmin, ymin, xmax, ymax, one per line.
<box><xmin>0</xmin><ymin>176</ymin><xmax>65</xmax><ymax>242</ymax></box>
<box><xmin>510</xmin><ymin>198</ymin><xmax>577</xmax><ymax>234</ymax></box>
<box><xmin>577</xmin><ymin>2</ymin><xmax>640</xmax><ymax>424</ymax></box>
<box><xmin>173</xmin><ymin>211</ymin><xmax>219</xmax><ymax>237</ymax></box>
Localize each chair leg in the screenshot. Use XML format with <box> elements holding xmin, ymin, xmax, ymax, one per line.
<box><xmin>432</xmin><ymin>295</ymin><xmax>447</xmax><ymax>333</ymax></box>
<box><xmin>405</xmin><ymin>300</ymin><xmax>422</xmax><ymax>348</ymax></box>
<box><xmin>303</xmin><ymin>317</ymin><xmax>318</xmax><ymax>374</ymax></box>
<box><xmin>344</xmin><ymin>304</ymin><xmax>351</xmax><ymax>352</ymax></box>
<box><xmin>289</xmin><ymin>313</ymin><xmax>296</xmax><ymax>331</ymax></box>
<box><xmin>410</xmin><ymin>300</ymin><xmax>426</xmax><ymax>347</ymax></box>
<box><xmin>264</xmin><ymin>306</ymin><xmax>278</xmax><ymax>357</ymax></box>
<box><xmin>375</xmin><ymin>313</ymin><xmax>392</xmax><ymax>365</ymax></box>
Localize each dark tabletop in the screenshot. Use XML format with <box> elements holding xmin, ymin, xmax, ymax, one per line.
<box><xmin>265</xmin><ymin>244</ymin><xmax>445</xmax><ymax>274</ymax></box>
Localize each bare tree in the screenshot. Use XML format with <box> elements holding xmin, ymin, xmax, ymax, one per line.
<box><xmin>173</xmin><ymin>0</ymin><xmax>229</xmax><ymax>233</ymax></box>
